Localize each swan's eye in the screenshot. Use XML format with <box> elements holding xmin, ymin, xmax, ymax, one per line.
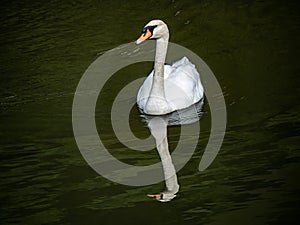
<box><xmin>142</xmin><ymin>28</ymin><xmax>147</xmax><ymax>36</ymax></box>
<box><xmin>141</xmin><ymin>25</ymin><xmax>157</xmax><ymax>37</ymax></box>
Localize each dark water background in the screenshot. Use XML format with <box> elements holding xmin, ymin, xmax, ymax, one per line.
<box><xmin>1</xmin><ymin>0</ymin><xmax>300</xmax><ymax>224</ymax></box>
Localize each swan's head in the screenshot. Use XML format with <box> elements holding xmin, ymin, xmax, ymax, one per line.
<box><xmin>136</xmin><ymin>20</ymin><xmax>169</xmax><ymax>45</ymax></box>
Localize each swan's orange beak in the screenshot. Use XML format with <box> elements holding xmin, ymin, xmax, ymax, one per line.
<box><xmin>136</xmin><ymin>29</ymin><xmax>152</xmax><ymax>45</ymax></box>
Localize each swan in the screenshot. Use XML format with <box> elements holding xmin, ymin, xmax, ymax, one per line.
<box><xmin>136</xmin><ymin>19</ymin><xmax>204</xmax><ymax>115</ymax></box>
<box><xmin>135</xmin><ymin>20</ymin><xmax>204</xmax><ymax>202</ymax></box>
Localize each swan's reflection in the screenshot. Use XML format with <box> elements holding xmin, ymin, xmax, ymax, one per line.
<box><xmin>141</xmin><ymin>100</ymin><xmax>203</xmax><ymax>202</ymax></box>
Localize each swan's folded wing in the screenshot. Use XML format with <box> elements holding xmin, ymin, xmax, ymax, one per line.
<box><xmin>165</xmin><ymin>57</ymin><xmax>204</xmax><ymax>110</ymax></box>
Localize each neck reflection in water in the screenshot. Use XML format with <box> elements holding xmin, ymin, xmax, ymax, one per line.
<box><xmin>141</xmin><ymin>100</ymin><xmax>204</xmax><ymax>202</ymax></box>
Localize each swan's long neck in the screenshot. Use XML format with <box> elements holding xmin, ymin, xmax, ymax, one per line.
<box><xmin>152</xmin><ymin>36</ymin><xmax>168</xmax><ymax>96</ymax></box>
<box><xmin>154</xmin><ymin>37</ymin><xmax>168</xmax><ymax>77</ymax></box>
<box><xmin>145</xmin><ymin>35</ymin><xmax>170</xmax><ymax>115</ymax></box>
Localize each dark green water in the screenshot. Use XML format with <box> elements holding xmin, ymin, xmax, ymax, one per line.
<box><xmin>1</xmin><ymin>0</ymin><xmax>300</xmax><ymax>224</ymax></box>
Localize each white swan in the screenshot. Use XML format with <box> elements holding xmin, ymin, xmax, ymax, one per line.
<box><xmin>136</xmin><ymin>19</ymin><xmax>204</xmax><ymax>115</ymax></box>
<box><xmin>135</xmin><ymin>20</ymin><xmax>204</xmax><ymax>202</ymax></box>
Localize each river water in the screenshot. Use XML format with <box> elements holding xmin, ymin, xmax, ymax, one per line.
<box><xmin>1</xmin><ymin>0</ymin><xmax>299</xmax><ymax>224</ymax></box>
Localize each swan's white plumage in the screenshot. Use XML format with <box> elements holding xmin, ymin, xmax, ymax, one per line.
<box><xmin>137</xmin><ymin>56</ymin><xmax>204</xmax><ymax>114</ymax></box>
<box><xmin>135</xmin><ymin>19</ymin><xmax>204</xmax><ymax>201</ymax></box>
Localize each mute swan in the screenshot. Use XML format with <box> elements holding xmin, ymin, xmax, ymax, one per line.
<box><xmin>136</xmin><ymin>19</ymin><xmax>204</xmax><ymax>115</ymax></box>
<box><xmin>135</xmin><ymin>20</ymin><xmax>204</xmax><ymax>202</ymax></box>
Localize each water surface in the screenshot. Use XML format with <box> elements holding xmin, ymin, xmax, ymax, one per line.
<box><xmin>1</xmin><ymin>0</ymin><xmax>299</xmax><ymax>224</ymax></box>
